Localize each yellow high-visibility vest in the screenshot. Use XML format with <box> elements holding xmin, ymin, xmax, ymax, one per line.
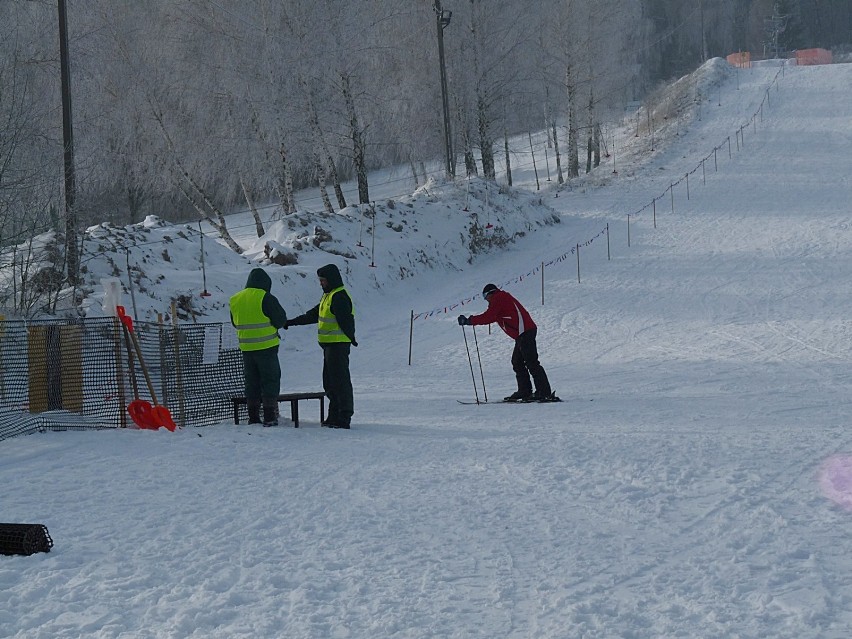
<box><xmin>229</xmin><ymin>288</ymin><xmax>279</xmax><ymax>351</ymax></box>
<box><xmin>318</xmin><ymin>286</ymin><xmax>354</xmax><ymax>344</ymax></box>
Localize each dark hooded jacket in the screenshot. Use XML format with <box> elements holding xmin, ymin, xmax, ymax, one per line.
<box><xmin>230</xmin><ymin>268</ymin><xmax>288</xmax><ymax>331</ymax></box>
<box><xmin>288</xmin><ymin>263</ymin><xmax>356</xmax><ymax>345</ymax></box>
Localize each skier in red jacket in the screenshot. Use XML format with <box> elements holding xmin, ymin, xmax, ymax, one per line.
<box><xmin>458</xmin><ymin>283</ymin><xmax>557</xmax><ymax>402</ymax></box>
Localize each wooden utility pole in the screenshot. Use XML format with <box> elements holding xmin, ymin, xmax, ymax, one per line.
<box><xmin>433</xmin><ymin>1</ymin><xmax>454</xmax><ymax>178</ymax></box>
<box><xmin>58</xmin><ymin>0</ymin><xmax>79</xmax><ymax>287</ymax></box>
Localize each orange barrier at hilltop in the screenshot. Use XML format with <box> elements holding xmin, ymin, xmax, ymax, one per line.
<box><xmin>726</xmin><ymin>49</ymin><xmax>833</xmax><ymax>68</ymax></box>
<box><xmin>795</xmin><ymin>48</ymin><xmax>832</xmax><ymax>66</ymax></box>
<box><xmin>726</xmin><ymin>52</ymin><xmax>751</xmax><ymax>68</ymax></box>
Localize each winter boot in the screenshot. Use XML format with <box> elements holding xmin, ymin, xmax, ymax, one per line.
<box><xmin>262</xmin><ymin>398</ymin><xmax>279</xmax><ymax>427</ymax></box>
<box><xmin>247</xmin><ymin>399</ymin><xmax>262</xmax><ymax>425</ymax></box>
<box><xmin>530</xmin><ymin>368</ymin><xmax>552</xmax><ymax>399</ymax></box>
<box><xmin>504</xmin><ymin>390</ymin><xmax>533</xmax><ymax>402</ymax></box>
<box><xmin>531</xmin><ymin>390</ymin><xmax>560</xmax><ymax>402</ymax></box>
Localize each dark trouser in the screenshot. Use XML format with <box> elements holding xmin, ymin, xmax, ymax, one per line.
<box><xmin>511</xmin><ymin>328</ymin><xmax>551</xmax><ymax>396</ymax></box>
<box><xmin>322</xmin><ymin>343</ymin><xmax>353</xmax><ymax>425</ymax></box>
<box><xmin>242</xmin><ymin>346</ymin><xmax>281</xmax><ymax>401</ymax></box>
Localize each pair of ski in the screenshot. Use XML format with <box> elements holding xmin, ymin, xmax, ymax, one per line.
<box><xmin>458</xmin><ymin>393</ymin><xmax>562</xmax><ymax>405</ymax></box>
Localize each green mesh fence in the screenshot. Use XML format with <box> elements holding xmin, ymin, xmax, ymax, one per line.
<box><xmin>0</xmin><ymin>317</ymin><xmax>243</xmax><ymax>441</ymax></box>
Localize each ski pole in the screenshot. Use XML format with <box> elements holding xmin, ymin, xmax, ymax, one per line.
<box><xmin>471</xmin><ymin>325</ymin><xmax>488</xmax><ymax>403</ymax></box>
<box><xmin>461</xmin><ymin>325</ymin><xmax>481</xmax><ymax>404</ymax></box>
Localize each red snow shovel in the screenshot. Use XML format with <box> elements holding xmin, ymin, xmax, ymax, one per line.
<box><xmin>119</xmin><ymin>317</ymin><xmax>155</xmax><ymax>429</ymax></box>
<box><xmin>117</xmin><ymin>306</ymin><xmax>177</xmax><ymax>431</ymax></box>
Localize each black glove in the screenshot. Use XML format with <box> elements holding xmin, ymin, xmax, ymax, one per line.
<box><xmin>457</xmin><ymin>315</ymin><xmax>469</xmax><ymax>326</ymax></box>
<box><xmin>282</xmin><ymin>320</ymin><xmax>289</xmax><ymax>330</ymax></box>
<box><xmin>351</xmin><ymin>339</ymin><xmax>358</xmax><ymax>347</ymax></box>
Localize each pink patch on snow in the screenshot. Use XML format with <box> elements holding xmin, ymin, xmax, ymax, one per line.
<box><xmin>819</xmin><ymin>455</ymin><xmax>852</xmax><ymax>511</ymax></box>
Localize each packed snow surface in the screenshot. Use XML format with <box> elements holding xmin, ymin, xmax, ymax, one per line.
<box><xmin>3</xmin><ymin>60</ymin><xmax>852</xmax><ymax>638</ymax></box>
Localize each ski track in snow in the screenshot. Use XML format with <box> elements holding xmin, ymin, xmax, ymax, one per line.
<box><xmin>4</xmin><ymin>62</ymin><xmax>852</xmax><ymax>638</ymax></box>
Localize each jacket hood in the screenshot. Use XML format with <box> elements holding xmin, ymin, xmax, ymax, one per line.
<box><xmin>245</xmin><ymin>268</ymin><xmax>272</xmax><ymax>293</ymax></box>
<box><xmin>317</xmin><ymin>263</ymin><xmax>344</xmax><ymax>289</ymax></box>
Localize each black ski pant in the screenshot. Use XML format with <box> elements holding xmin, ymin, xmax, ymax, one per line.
<box><xmin>322</xmin><ymin>343</ymin><xmax>353</xmax><ymax>424</ymax></box>
<box><xmin>241</xmin><ymin>346</ymin><xmax>281</xmax><ymax>401</ymax></box>
<box><xmin>511</xmin><ymin>328</ymin><xmax>551</xmax><ymax>396</ymax></box>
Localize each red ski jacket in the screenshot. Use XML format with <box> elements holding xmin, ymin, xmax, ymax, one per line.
<box><xmin>466</xmin><ymin>289</ymin><xmax>536</xmax><ymax>340</ymax></box>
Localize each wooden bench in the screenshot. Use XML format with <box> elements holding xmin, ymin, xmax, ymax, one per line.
<box><xmin>232</xmin><ymin>392</ymin><xmax>325</xmax><ymax>428</ymax></box>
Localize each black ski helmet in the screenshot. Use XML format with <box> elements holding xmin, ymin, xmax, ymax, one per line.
<box><xmin>482</xmin><ymin>283</ymin><xmax>499</xmax><ymax>298</ymax></box>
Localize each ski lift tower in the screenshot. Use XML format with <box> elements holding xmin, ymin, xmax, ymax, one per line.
<box><xmin>763</xmin><ymin>2</ymin><xmax>789</xmax><ymax>60</ymax></box>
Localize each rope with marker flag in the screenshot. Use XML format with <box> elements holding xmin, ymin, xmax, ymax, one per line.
<box><xmin>412</xmin><ymin>224</ymin><xmax>610</xmax><ymax>321</ymax></box>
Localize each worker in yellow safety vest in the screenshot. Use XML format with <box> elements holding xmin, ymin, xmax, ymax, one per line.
<box><xmin>287</xmin><ymin>263</ymin><xmax>357</xmax><ymax>429</ymax></box>
<box><xmin>229</xmin><ymin>268</ymin><xmax>288</xmax><ymax>425</ymax></box>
